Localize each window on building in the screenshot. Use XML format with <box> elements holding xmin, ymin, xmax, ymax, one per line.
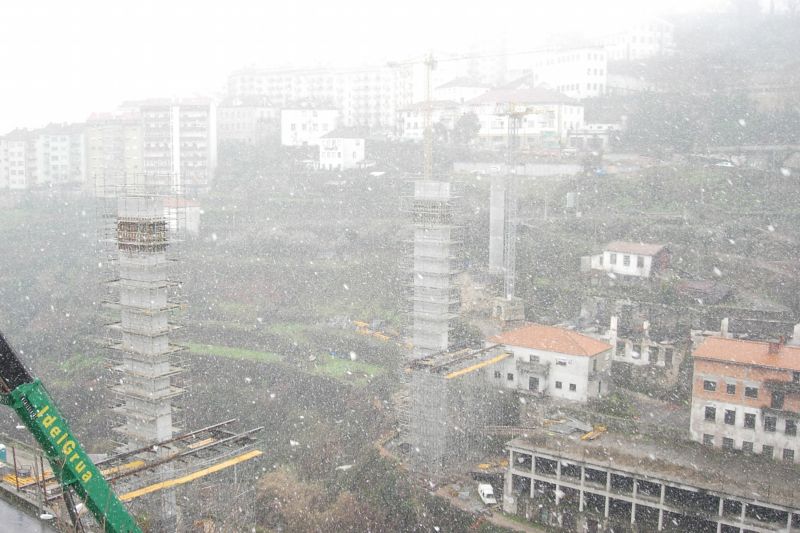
<box><xmin>664</xmin><ymin>348</ymin><xmax>673</xmax><ymax>367</ymax></box>
<box><xmin>703</xmin><ymin>434</ymin><xmax>714</xmax><ymax>446</ymax></box>
<box><xmin>762</xmin><ymin>445</ymin><xmax>774</xmax><ymax>458</ymax></box>
<box><xmin>742</xmin><ymin>441</ymin><xmax>753</xmax><ymax>453</ymax></box>
<box><xmin>555</xmin><ymin>381</ymin><xmax>563</xmax><ymax>389</ymax></box>
<box><xmin>623</xmin><ymin>255</ymin><xmax>630</xmax><ymax>266</ymax></box>
<box><xmin>722</xmin><ymin>437</ymin><xmax>734</xmax><ymax>449</ymax></box>
<box><xmin>724</xmin><ymin>410</ymin><xmax>736</xmax><ymax>425</ymax></box>
<box><xmin>494</xmin><ymin>371</ymin><xmax>501</xmax><ymax>379</ymax></box>
<box><xmin>705</xmin><ymin>406</ymin><xmax>716</xmax><ymax>422</ymax></box>
<box><xmin>783</xmin><ymin>449</ymin><xmax>795</xmax><ymax>462</ymax></box>
<box><xmin>529</xmin><ymin>377</ymin><xmax>539</xmax><ymax>391</ymax></box>
<box><xmin>507</xmin><ymin>373</ymin><xmax>514</xmax><ymax>381</ymax></box>
<box><xmin>786</xmin><ymin>419</ymin><xmax>797</xmax><ymax>436</ymax></box>
<box><xmin>726</xmin><ymin>383</ymin><xmax>736</xmax><ymax>395</ymax></box>
<box><xmin>636</xmin><ymin>256</ymin><xmax>644</xmax><ymax>268</ymax></box>
<box><xmin>744</xmin><ymin>413</ymin><xmax>756</xmax><ymax>429</ymax></box>
<box><xmin>794</xmin><ymin>371</ymin><xmax>800</xmax><ymax>383</ymax></box>
<box><xmin>531</xmin><ymin>356</ymin><xmax>540</xmax><ymax>363</ymax></box>
<box><xmin>745</xmin><ymin>386</ymin><xmax>758</xmax><ymax>398</ymax></box>
<box><xmin>556</xmin><ymin>359</ymin><xmax>567</xmax><ymax>367</ymax></box>
<box><xmin>703</xmin><ymin>380</ymin><xmax>716</xmax><ymax>392</ymax></box>
<box><xmin>569</xmin><ymin>383</ymin><xmax>577</xmax><ymax>392</ymax></box>
<box><xmin>764</xmin><ymin>416</ymin><xmax>777</xmax><ymax>432</ymax></box>
<box><xmin>616</xmin><ymin>341</ymin><xmax>626</xmax><ymax>355</ymax></box>
<box><xmin>771</xmin><ymin>391</ymin><xmax>785</xmax><ymax>409</ymax></box>
<box><xmin>609</xmin><ymin>253</ymin><xmax>617</xmax><ymax>264</ymax></box>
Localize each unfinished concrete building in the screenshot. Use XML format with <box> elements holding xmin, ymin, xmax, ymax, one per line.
<box><xmin>407</xmin><ymin>180</ymin><xmax>462</xmax><ymax>357</ymax></box>
<box><xmin>504</xmin><ymin>431</ymin><xmax>800</xmax><ymax>532</ymax></box>
<box><xmin>404</xmin><ymin>345</ymin><xmax>516</xmax><ymax>478</ymax></box>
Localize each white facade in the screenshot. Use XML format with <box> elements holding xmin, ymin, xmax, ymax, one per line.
<box><xmin>228</xmin><ymin>65</ymin><xmax>414</xmax><ymax>130</ymax></box>
<box><xmin>280</xmin><ymin>106</ymin><xmax>339</xmax><ymax>147</ymax></box>
<box><xmin>398</xmin><ymin>102</ymin><xmax>461</xmax><ymax>141</ymax></box>
<box><xmin>602</xmin><ymin>18</ymin><xmax>675</xmax><ymax>62</ymax></box>
<box><xmin>2</xmin><ymin>133</ymin><xmax>32</xmax><ymax>190</ymax></box>
<box><xmin>216</xmin><ymin>96</ymin><xmax>278</xmax><ymax>144</ymax></box>
<box><xmin>509</xmin><ymin>47</ymin><xmax>607</xmax><ymax>100</ymax></box>
<box><xmin>433</xmin><ymin>78</ymin><xmax>491</xmax><ymax>104</ymax></box>
<box><xmin>0</xmin><ymin>139</ymin><xmax>8</xmax><ymax>190</ymax></box>
<box><xmin>487</xmin><ymin>324</ymin><xmax>612</xmax><ymax>403</ymax></box>
<box><xmin>588</xmin><ymin>242</ymin><xmax>667</xmax><ymax>278</ymax></box>
<box><xmin>466</xmin><ymin>88</ymin><xmax>584</xmax><ymax>150</ymax></box>
<box><xmin>319</xmin><ymin>134</ymin><xmax>365</xmax><ymax>171</ymax></box>
<box><xmin>33</xmin><ymin>125</ymin><xmax>85</xmax><ymax>187</ymax></box>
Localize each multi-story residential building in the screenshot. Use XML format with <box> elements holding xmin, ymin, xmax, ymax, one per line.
<box><xmin>691</xmin><ymin>336</ymin><xmax>800</xmax><ymax>463</ymax></box>
<box><xmin>227</xmin><ymin>65</ymin><xmax>414</xmax><ymax>130</ymax></box>
<box><xmin>319</xmin><ymin>128</ymin><xmax>366</xmax><ymax>171</ymax></box>
<box><xmin>0</xmin><ymin>138</ymin><xmax>7</xmax><ymax>190</ymax></box>
<box><xmin>280</xmin><ymin>102</ymin><xmax>339</xmax><ymax>147</ymax></box>
<box><xmin>602</xmin><ymin>18</ymin><xmax>675</xmax><ymax>62</ymax></box>
<box><xmin>466</xmin><ymin>87</ymin><xmax>584</xmax><ymax>150</ymax></box>
<box><xmin>487</xmin><ymin>323</ymin><xmax>613</xmax><ymax>403</ymax></box>
<box><xmin>122</xmin><ymin>98</ymin><xmax>216</xmax><ymax>193</ymax></box>
<box><xmin>587</xmin><ymin>241</ymin><xmax>670</xmax><ymax>279</ymax></box>
<box><xmin>397</xmin><ymin>101</ymin><xmax>461</xmax><ymax>141</ymax></box>
<box><xmin>33</xmin><ymin>123</ymin><xmax>85</xmax><ymax>187</ymax></box>
<box><xmin>216</xmin><ymin>95</ymin><xmax>279</xmax><ymax>145</ymax></box>
<box><xmin>508</xmin><ymin>46</ymin><xmax>608</xmax><ymax>100</ymax></box>
<box><xmin>85</xmin><ymin>112</ymin><xmax>143</xmax><ymax>192</ymax></box>
<box><xmin>2</xmin><ymin>129</ymin><xmax>36</xmax><ymax>190</ymax></box>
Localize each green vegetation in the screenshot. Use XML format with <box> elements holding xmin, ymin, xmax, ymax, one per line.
<box><xmin>186</xmin><ymin>343</ymin><xmax>282</xmax><ymax>363</ymax></box>
<box><xmin>313</xmin><ymin>354</ymin><xmax>385</xmax><ymax>384</ymax></box>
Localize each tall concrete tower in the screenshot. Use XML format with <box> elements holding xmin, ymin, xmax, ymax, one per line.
<box><xmin>408</xmin><ymin>180</ymin><xmax>461</xmax><ymax>357</ymax></box>
<box><xmin>106</xmin><ymin>189</ymin><xmax>184</xmax><ymax>451</ymax></box>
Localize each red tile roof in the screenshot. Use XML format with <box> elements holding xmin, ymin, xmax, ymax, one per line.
<box><xmin>694</xmin><ymin>337</ymin><xmax>800</xmax><ymax>372</ymax></box>
<box><xmin>490</xmin><ymin>323</ymin><xmax>611</xmax><ymax>357</ymax></box>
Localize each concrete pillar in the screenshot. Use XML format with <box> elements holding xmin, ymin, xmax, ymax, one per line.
<box><xmin>716</xmin><ymin>498</ymin><xmax>724</xmax><ymax>533</ymax></box>
<box><xmin>579</xmin><ymin>466</ymin><xmax>585</xmax><ymax>512</ymax></box>
<box><xmin>657</xmin><ymin>483</ymin><xmax>665</xmax><ymax>531</ymax></box>
<box><xmin>631</xmin><ymin>479</ymin><xmax>638</xmax><ymax>524</ymax></box>
<box><xmin>604</xmin><ymin>470</ymin><xmax>611</xmax><ymax>519</ymax></box>
<box><xmin>555</xmin><ymin>460</ymin><xmax>562</xmax><ymax>506</ymax></box>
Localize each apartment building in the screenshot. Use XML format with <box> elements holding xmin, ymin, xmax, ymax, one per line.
<box><xmin>216</xmin><ymin>95</ymin><xmax>279</xmax><ymax>145</ymax></box>
<box><xmin>690</xmin><ymin>336</ymin><xmax>800</xmax><ymax>463</ymax></box>
<box><xmin>85</xmin><ymin>112</ymin><xmax>143</xmax><ymax>192</ymax></box>
<box><xmin>466</xmin><ymin>87</ymin><xmax>584</xmax><ymax>150</ymax></box>
<box><xmin>397</xmin><ymin>101</ymin><xmax>461</xmax><ymax>141</ymax></box>
<box><xmin>227</xmin><ymin>65</ymin><xmax>414</xmax><ymax>130</ymax></box>
<box><xmin>487</xmin><ymin>323</ymin><xmax>613</xmax><ymax>403</ymax></box>
<box><xmin>33</xmin><ymin>123</ymin><xmax>85</xmax><ymax>187</ymax></box>
<box><xmin>122</xmin><ymin>98</ymin><xmax>216</xmax><ymax>193</ymax></box>
<box><xmin>602</xmin><ymin>18</ymin><xmax>675</xmax><ymax>62</ymax></box>
<box><xmin>508</xmin><ymin>46</ymin><xmax>607</xmax><ymax>100</ymax></box>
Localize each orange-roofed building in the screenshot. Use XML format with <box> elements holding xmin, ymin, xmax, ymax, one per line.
<box><xmin>487</xmin><ymin>323</ymin><xmax>613</xmax><ymax>403</ymax></box>
<box><xmin>690</xmin><ymin>336</ymin><xmax>800</xmax><ymax>463</ymax></box>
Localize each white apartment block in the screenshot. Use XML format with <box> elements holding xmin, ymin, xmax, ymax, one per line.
<box><xmin>397</xmin><ymin>101</ymin><xmax>461</xmax><ymax>142</ymax></box>
<box><xmin>33</xmin><ymin>124</ymin><xmax>85</xmax><ymax>187</ymax></box>
<box><xmin>85</xmin><ymin>112</ymin><xmax>143</xmax><ymax>193</ymax></box>
<box><xmin>216</xmin><ymin>95</ymin><xmax>279</xmax><ymax>145</ymax></box>
<box><xmin>588</xmin><ymin>241</ymin><xmax>670</xmax><ymax>278</ymax></box>
<box><xmin>228</xmin><ymin>65</ymin><xmax>414</xmax><ymax>130</ymax></box>
<box><xmin>280</xmin><ymin>104</ymin><xmax>339</xmax><ymax>147</ymax></box>
<box><xmin>509</xmin><ymin>46</ymin><xmax>608</xmax><ymax>100</ymax></box>
<box><xmin>4</xmin><ymin>133</ymin><xmax>32</xmax><ymax>190</ymax></box>
<box><xmin>124</xmin><ymin>98</ymin><xmax>217</xmax><ymax>193</ymax></box>
<box><xmin>487</xmin><ymin>323</ymin><xmax>613</xmax><ymax>403</ymax></box>
<box><xmin>466</xmin><ymin>87</ymin><xmax>584</xmax><ymax>150</ymax></box>
<box><xmin>602</xmin><ymin>18</ymin><xmax>675</xmax><ymax>62</ymax></box>
<box><xmin>691</xmin><ymin>336</ymin><xmax>800</xmax><ymax>464</ymax></box>
<box><xmin>319</xmin><ymin>128</ymin><xmax>366</xmax><ymax>171</ymax></box>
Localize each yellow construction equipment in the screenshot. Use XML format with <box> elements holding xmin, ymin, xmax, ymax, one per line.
<box><xmin>581</xmin><ymin>425</ymin><xmax>607</xmax><ymax>441</ymax></box>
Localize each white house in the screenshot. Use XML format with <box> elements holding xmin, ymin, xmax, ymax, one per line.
<box><xmin>487</xmin><ymin>323</ymin><xmax>612</xmax><ymax>403</ymax></box>
<box><xmin>466</xmin><ymin>86</ymin><xmax>584</xmax><ymax>150</ymax></box>
<box><xmin>319</xmin><ymin>128</ymin><xmax>366</xmax><ymax>170</ymax></box>
<box><xmin>397</xmin><ymin>101</ymin><xmax>461</xmax><ymax>141</ymax></box>
<box><xmin>280</xmin><ymin>102</ymin><xmax>339</xmax><ymax>147</ymax></box>
<box><xmin>588</xmin><ymin>241</ymin><xmax>669</xmax><ymax>278</ymax></box>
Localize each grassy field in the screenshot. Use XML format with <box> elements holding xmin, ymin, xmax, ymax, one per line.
<box><xmin>186</xmin><ymin>342</ymin><xmax>282</xmax><ymax>363</ymax></box>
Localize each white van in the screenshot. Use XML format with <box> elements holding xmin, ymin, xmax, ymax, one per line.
<box><xmin>477</xmin><ymin>483</ymin><xmax>497</xmax><ymax>505</ymax></box>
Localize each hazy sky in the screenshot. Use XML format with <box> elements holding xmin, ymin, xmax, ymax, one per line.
<box><xmin>0</xmin><ymin>0</ymin><xmax>729</xmax><ymax>133</ymax></box>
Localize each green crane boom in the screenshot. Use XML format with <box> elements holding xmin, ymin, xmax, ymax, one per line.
<box><xmin>0</xmin><ymin>331</ymin><xmax>141</xmax><ymax>533</ymax></box>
